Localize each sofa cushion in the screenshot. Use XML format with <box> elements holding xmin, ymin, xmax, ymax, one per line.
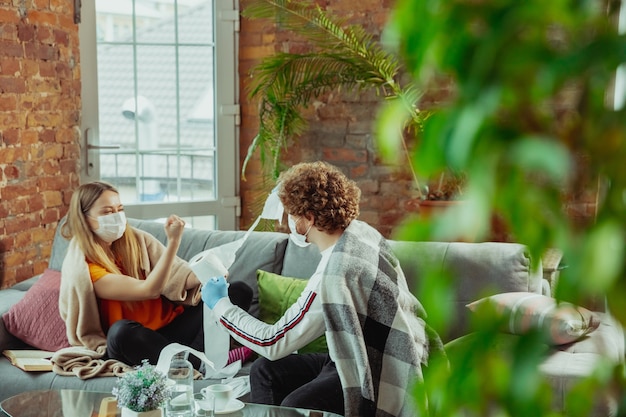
<box><xmin>281</xmin><ymin>242</ymin><xmax>321</xmax><ymax>279</ymax></box>
<box><xmin>467</xmin><ymin>292</ymin><xmax>600</xmax><ymax>345</ymax></box>
<box><xmin>389</xmin><ymin>241</ymin><xmax>542</xmax><ymax>342</ymax></box>
<box><xmin>48</xmin><ymin>218</ymin><xmax>70</xmax><ymax>271</ymax></box>
<box><xmin>256</xmin><ymin>270</ymin><xmax>327</xmax><ymax>354</ymax></box>
<box><xmin>1</xmin><ymin>269</ymin><xmax>70</xmax><ymax>351</ymax></box>
<box><xmin>553</xmin><ymin>312</ymin><xmax>625</xmax><ymax>360</ymax></box>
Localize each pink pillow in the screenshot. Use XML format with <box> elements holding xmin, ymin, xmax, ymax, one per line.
<box><xmin>2</xmin><ymin>269</ymin><xmax>70</xmax><ymax>351</ymax></box>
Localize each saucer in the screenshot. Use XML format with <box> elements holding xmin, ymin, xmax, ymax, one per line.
<box><xmin>215</xmin><ymin>399</ymin><xmax>245</xmax><ymax>414</ymax></box>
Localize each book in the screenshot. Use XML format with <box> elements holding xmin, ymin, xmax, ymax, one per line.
<box><xmin>2</xmin><ymin>349</ymin><xmax>54</xmax><ymax>372</ymax></box>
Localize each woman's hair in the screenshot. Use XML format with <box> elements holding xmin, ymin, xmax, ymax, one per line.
<box><xmin>62</xmin><ymin>181</ymin><xmax>144</xmax><ymax>279</ymax></box>
<box><xmin>277</xmin><ymin>161</ymin><xmax>360</xmax><ymax>233</ymax></box>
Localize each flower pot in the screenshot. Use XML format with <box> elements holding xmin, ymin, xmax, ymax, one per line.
<box><xmin>121</xmin><ymin>407</ymin><xmax>163</xmax><ymax>417</ymax></box>
<box><xmin>405</xmin><ymin>198</ymin><xmax>466</xmax><ymax>218</ymax></box>
<box><xmin>406</xmin><ymin>198</ymin><xmax>512</xmax><ymax>242</ymax></box>
<box><xmin>413</xmin><ymin>199</ymin><xmax>464</xmax><ymax>218</ymax></box>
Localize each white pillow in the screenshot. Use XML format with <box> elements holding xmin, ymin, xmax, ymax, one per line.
<box><xmin>466</xmin><ymin>292</ymin><xmax>600</xmax><ymax>345</ymax></box>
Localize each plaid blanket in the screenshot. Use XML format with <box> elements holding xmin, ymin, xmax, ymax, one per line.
<box><xmin>320</xmin><ymin>220</ymin><xmax>441</xmax><ymax>417</ymax></box>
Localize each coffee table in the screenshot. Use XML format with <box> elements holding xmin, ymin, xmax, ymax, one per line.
<box><xmin>0</xmin><ymin>389</ymin><xmax>342</xmax><ymax>417</ymax></box>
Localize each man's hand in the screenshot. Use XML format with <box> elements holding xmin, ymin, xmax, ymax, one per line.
<box><xmin>201</xmin><ymin>276</ymin><xmax>229</xmax><ymax>309</ymax></box>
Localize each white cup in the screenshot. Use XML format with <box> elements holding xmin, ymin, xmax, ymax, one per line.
<box><xmin>201</xmin><ymin>384</ymin><xmax>234</xmax><ymax>411</ymax></box>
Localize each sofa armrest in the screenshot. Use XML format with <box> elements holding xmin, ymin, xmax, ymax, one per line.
<box><xmin>542</xmin><ymin>248</ymin><xmax>607</xmax><ymax>313</ymax></box>
<box><xmin>542</xmin><ymin>248</ymin><xmax>563</xmax><ymax>292</ymax></box>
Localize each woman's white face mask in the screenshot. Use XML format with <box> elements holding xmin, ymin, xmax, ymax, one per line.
<box><xmin>288</xmin><ymin>215</ymin><xmax>312</xmax><ymax>247</ymax></box>
<box><xmin>92</xmin><ymin>211</ymin><xmax>127</xmax><ymax>243</ymax></box>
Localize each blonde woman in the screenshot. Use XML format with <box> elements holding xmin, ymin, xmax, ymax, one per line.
<box><xmin>57</xmin><ymin>181</ymin><xmax>251</xmax><ymax>375</ymax></box>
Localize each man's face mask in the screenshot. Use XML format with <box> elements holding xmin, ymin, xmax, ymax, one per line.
<box><xmin>288</xmin><ymin>215</ymin><xmax>312</xmax><ymax>247</ymax></box>
<box><xmin>189</xmin><ymin>186</ymin><xmax>285</xmax><ymax>282</ymax></box>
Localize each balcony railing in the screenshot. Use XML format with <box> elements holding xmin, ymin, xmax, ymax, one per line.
<box><xmin>99</xmin><ymin>148</ymin><xmax>215</xmax><ymax>203</ymax></box>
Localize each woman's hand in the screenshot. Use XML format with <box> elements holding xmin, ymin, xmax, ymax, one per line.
<box><xmin>164</xmin><ymin>214</ymin><xmax>185</xmax><ymax>242</ymax></box>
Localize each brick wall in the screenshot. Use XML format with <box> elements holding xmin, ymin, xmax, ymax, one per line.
<box><xmin>0</xmin><ymin>1</ymin><xmax>80</xmax><ymax>288</ymax></box>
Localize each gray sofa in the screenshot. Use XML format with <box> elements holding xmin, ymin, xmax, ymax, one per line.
<box><xmin>0</xmin><ymin>218</ymin><xmax>623</xmax><ymax>416</ymax></box>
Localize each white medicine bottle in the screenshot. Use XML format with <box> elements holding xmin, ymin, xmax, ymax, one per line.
<box><xmin>166</xmin><ymin>351</ymin><xmax>194</xmax><ymax>417</ymax></box>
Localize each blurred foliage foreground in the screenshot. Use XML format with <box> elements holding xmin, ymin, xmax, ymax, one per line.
<box><xmin>377</xmin><ymin>0</ymin><xmax>626</xmax><ymax>415</ymax></box>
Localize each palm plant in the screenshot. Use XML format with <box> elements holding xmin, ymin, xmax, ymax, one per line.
<box><xmin>241</xmin><ymin>0</ymin><xmax>426</xmax><ymax>196</ymax></box>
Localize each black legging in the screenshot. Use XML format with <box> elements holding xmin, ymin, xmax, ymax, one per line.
<box><xmin>106</xmin><ymin>281</ymin><xmax>252</xmax><ymax>367</ymax></box>
<box><xmin>250</xmin><ymin>352</ymin><xmax>344</xmax><ymax>415</ymax></box>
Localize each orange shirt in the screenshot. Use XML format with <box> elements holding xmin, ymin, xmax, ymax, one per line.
<box><xmin>88</xmin><ymin>262</ymin><xmax>184</xmax><ymax>331</ymax></box>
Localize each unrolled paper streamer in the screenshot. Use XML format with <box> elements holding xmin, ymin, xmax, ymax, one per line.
<box><xmin>156</xmin><ymin>341</ymin><xmax>239</xmax><ymax>380</ymax></box>
<box><xmin>187</xmin><ymin>246</ymin><xmax>234</xmax><ymax>374</ymax></box>
<box><xmin>189</xmin><ymin>186</ymin><xmax>285</xmax><ymax>283</ymax></box>
<box><xmin>259</xmin><ymin>186</ymin><xmax>284</xmax><ymax>222</ymax></box>
<box><xmin>189</xmin><ymin>242</ymin><xmax>238</xmax><ymax>374</ymax></box>
<box><xmin>191</xmin><ymin>187</ymin><xmax>285</xmax><ymax>376</ymax></box>
<box><xmin>202</xmin><ymin>308</ymin><xmax>231</xmax><ymax>375</ymax></box>
<box><xmin>156</xmin><ymin>343</ymin><xmax>215</xmax><ymax>377</ymax></box>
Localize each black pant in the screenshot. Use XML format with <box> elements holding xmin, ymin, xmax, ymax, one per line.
<box><xmin>250</xmin><ymin>352</ymin><xmax>345</xmax><ymax>415</ymax></box>
<box><xmin>106</xmin><ymin>281</ymin><xmax>252</xmax><ymax>367</ymax></box>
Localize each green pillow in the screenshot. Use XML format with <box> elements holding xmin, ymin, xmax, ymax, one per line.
<box><xmin>256</xmin><ymin>270</ymin><xmax>328</xmax><ymax>354</ymax></box>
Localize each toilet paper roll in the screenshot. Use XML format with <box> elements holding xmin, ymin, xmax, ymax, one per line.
<box><xmin>188</xmin><ymin>250</ymin><xmax>229</xmax><ymax>284</ymax></box>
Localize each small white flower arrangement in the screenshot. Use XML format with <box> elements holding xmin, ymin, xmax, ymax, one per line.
<box><xmin>112</xmin><ymin>360</ymin><xmax>171</xmax><ymax>412</ymax></box>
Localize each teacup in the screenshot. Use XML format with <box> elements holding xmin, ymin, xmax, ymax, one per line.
<box><xmin>201</xmin><ymin>384</ymin><xmax>234</xmax><ymax>411</ymax></box>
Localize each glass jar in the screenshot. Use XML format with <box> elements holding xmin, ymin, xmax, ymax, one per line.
<box><xmin>166</xmin><ymin>352</ymin><xmax>193</xmax><ymax>417</ymax></box>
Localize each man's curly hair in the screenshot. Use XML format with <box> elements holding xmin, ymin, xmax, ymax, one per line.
<box><xmin>277</xmin><ymin>161</ymin><xmax>360</xmax><ymax>233</ymax></box>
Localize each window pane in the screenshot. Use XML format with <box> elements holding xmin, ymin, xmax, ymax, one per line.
<box><xmin>95</xmin><ymin>0</ymin><xmax>216</xmax><ymax>205</ymax></box>
<box><xmin>97</xmin><ymin>44</ymin><xmax>134</xmax><ymax>148</ymax></box>
<box><xmin>178</xmin><ymin>45</ymin><xmax>214</xmax><ymax>147</ymax></box>
<box><xmin>135</xmin><ymin>2</ymin><xmax>175</xmax><ymax>45</ymax></box>
<box><xmin>178</xmin><ymin>1</ymin><xmax>214</xmax><ymax>44</ymax></box>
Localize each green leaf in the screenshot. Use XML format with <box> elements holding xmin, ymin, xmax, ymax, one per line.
<box><xmin>508</xmin><ymin>137</ymin><xmax>572</xmax><ymax>184</ymax></box>
<box><xmin>375</xmin><ymin>99</ymin><xmax>411</xmax><ymax>162</ymax></box>
<box><xmin>579</xmin><ymin>221</ymin><xmax>625</xmax><ymax>293</ymax></box>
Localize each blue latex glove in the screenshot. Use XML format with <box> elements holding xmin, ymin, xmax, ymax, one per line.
<box><xmin>201</xmin><ymin>276</ymin><xmax>229</xmax><ymax>309</ymax></box>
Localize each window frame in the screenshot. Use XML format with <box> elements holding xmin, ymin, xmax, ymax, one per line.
<box><xmin>78</xmin><ymin>0</ymin><xmax>241</xmax><ymax>230</ymax></box>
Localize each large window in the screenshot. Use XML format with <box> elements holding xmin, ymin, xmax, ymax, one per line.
<box><xmin>79</xmin><ymin>0</ymin><xmax>240</xmax><ymax>230</ymax></box>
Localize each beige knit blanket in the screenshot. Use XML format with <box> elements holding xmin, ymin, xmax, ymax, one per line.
<box><xmin>53</xmin><ymin>228</ymin><xmax>201</xmax><ymax>379</ymax></box>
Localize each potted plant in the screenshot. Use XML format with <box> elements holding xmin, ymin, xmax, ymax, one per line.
<box><xmin>112</xmin><ymin>360</ymin><xmax>170</xmax><ymax>417</ymax></box>
<box><xmin>240</xmin><ymin>0</ymin><xmax>427</xmax><ymax>184</ymax></box>
<box><xmin>405</xmin><ymin>170</ymin><xmax>468</xmax><ymax>216</ymax></box>
<box><xmin>240</xmin><ymin>0</ymin><xmax>474</xmax><ymax>233</ymax></box>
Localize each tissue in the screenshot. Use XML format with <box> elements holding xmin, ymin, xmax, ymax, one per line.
<box><xmin>188</xmin><ymin>251</ymin><xmax>229</xmax><ymax>284</ymax></box>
